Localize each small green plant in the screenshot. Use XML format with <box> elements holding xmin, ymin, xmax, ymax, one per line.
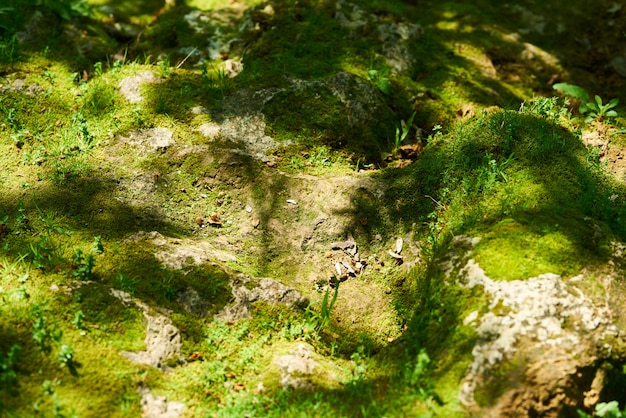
<box><xmin>72</xmin><ymin>249</ymin><xmax>96</xmax><ymax>280</ymax></box>
<box><xmin>286</xmin><ymin>155</ymin><xmax>305</xmax><ymax>171</ymax></box>
<box><xmin>57</xmin><ymin>344</ymin><xmax>74</xmax><ymax>368</ymax></box>
<box><xmin>309</xmin><ymin>146</ymin><xmax>333</xmax><ymax>168</ymax></box>
<box><xmin>30</xmin><ymin>235</ymin><xmax>56</xmax><ymax>269</ymax></box>
<box><xmin>367</xmin><ymin>69</ymin><xmax>391</xmax><ymax>94</ymax></box>
<box><xmin>0</xmin><ymin>34</ymin><xmax>18</xmax><ymax>63</ymax></box>
<box><xmin>15</xmin><ymin>200</ymin><xmax>29</xmax><ymax>231</ymax></box>
<box><xmin>580</xmin><ymin>96</ymin><xmax>619</xmax><ymax>123</ymax></box>
<box><xmin>158</xmin><ymin>55</ymin><xmax>171</xmax><ymax>78</ymax></box>
<box><xmin>367</xmin><ymin>58</ymin><xmax>391</xmax><ymax>94</ymax></box>
<box><xmin>0</xmin><ymin>344</ymin><xmax>21</xmax><ymax>385</ymax></box>
<box><xmin>72</xmin><ymin>112</ymin><xmax>95</xmax><ymax>149</ymax></box>
<box><xmin>91</xmin><ymin>236</ymin><xmax>104</xmax><ymax>254</ymax></box>
<box><xmin>578</xmin><ymin>401</ymin><xmax>625</xmax><ymax>418</ymax></box>
<box><xmin>553</xmin><ymin>82</ymin><xmax>619</xmax><ymax>123</ymax></box>
<box><xmin>158</xmin><ymin>270</ymin><xmax>178</xmax><ymax>301</ymax></box>
<box><xmin>93</xmin><ymin>61</ymin><xmax>103</xmax><ymax>77</ymax></box>
<box><xmin>394</xmin><ymin>111</ymin><xmax>417</xmax><ymax>153</ymax></box>
<box><xmin>348</xmin><ymin>345</ymin><xmax>368</xmax><ymax>384</ymax></box>
<box><xmin>43</xmin><ymin>70</ymin><xmax>56</xmax><ymax>84</ymax></box>
<box><xmin>132</xmin><ymin>106</ymin><xmax>145</xmax><ymax>127</ymax></box>
<box><xmin>319</xmin><ymin>283</ymin><xmax>339</xmax><ymax>328</ymax></box>
<box><xmin>34</xmin><ymin>380</ymin><xmax>79</xmax><ymax>418</ymax></box>
<box><xmin>201</xmin><ymin>61</ymin><xmax>229</xmax><ymax>96</ymax></box>
<box><xmin>71</xmin><ymin>310</ymin><xmax>85</xmax><ymax>330</ymax></box>
<box><xmin>523</xmin><ymin>96</ymin><xmax>571</xmax><ymax>121</ymax></box>
<box><xmin>115</xmin><ymin>273</ymin><xmax>138</xmax><ymax>296</ymax></box>
<box><xmin>31</xmin><ymin>304</ymin><xmax>62</xmax><ymax>351</ymax></box>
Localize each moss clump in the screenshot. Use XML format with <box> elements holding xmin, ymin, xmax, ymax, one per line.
<box><xmin>472</xmin><ymin>216</ymin><xmax>607</xmax><ymax>281</ymax></box>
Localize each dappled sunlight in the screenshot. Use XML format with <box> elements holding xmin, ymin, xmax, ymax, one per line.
<box><xmin>2</xmin><ymin>0</ymin><xmax>626</xmax><ymax>416</ymax></box>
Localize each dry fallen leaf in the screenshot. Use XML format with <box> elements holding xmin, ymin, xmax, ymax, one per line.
<box><xmin>233</xmin><ymin>382</ymin><xmax>245</xmax><ymax>392</ymax></box>
<box><xmin>388</xmin><ymin>250</ymin><xmax>403</xmax><ymax>259</ymax></box>
<box><xmin>335</xmin><ymin>262</ymin><xmax>342</xmax><ymax>276</ymax></box>
<box><xmin>395</xmin><ymin>237</ymin><xmax>403</xmax><ymax>254</ymax></box>
<box><xmin>208</xmin><ymin>213</ymin><xmax>222</xmax><ymax>226</ymax></box>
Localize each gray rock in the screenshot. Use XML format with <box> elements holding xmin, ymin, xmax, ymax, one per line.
<box><xmin>119</xmin><ymin>71</ymin><xmax>158</xmax><ymax>103</ymax></box>
<box><xmin>121</xmin><ymin>312</ymin><xmax>182</xmax><ymax>370</ymax></box>
<box><xmin>335</xmin><ymin>1</ymin><xmax>421</xmax><ymax>75</ymax></box>
<box><xmin>108</xmin><ymin>287</ymin><xmax>183</xmax><ymax>370</ymax></box>
<box><xmin>217</xmin><ymin>88</ymin><xmax>285</xmax><ymax>160</ymax></box>
<box><xmin>119</xmin><ymin>127</ymin><xmax>174</xmax><ymax>152</ymax></box>
<box><xmin>138</xmin><ymin>385</ymin><xmax>184</xmax><ymax>418</ymax></box>
<box><xmin>442</xmin><ymin>236</ymin><xmax>620</xmax><ymax>412</ymax></box>
<box><xmin>252</xmin><ymin>278</ymin><xmax>307</xmax><ymax>306</ymax></box>
<box><xmin>274</xmin><ymin>344</ymin><xmax>318</xmax><ymax>390</ymax></box>
<box><xmin>124</xmin><ymin>231</ymin><xmax>238</xmax><ymax>269</ymax></box>
<box><xmin>215</xmin><ymin>274</ymin><xmax>308</xmax><ymax>322</ymax></box>
<box><xmin>331</xmin><ymin>240</ymin><xmax>356</xmax><ymax>251</ymax></box>
<box><xmin>0</xmin><ymin>78</ymin><xmax>42</xmax><ymax>96</ymax></box>
<box><xmin>177</xmin><ymin>287</ymin><xmax>209</xmax><ymax>317</ymax></box>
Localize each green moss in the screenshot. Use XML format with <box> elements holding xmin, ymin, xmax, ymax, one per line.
<box><xmin>471</xmin><ymin>216</ymin><xmax>604</xmax><ymax>281</ymax></box>
<box><xmin>1</xmin><ymin>0</ymin><xmax>626</xmax><ymax>416</ymax></box>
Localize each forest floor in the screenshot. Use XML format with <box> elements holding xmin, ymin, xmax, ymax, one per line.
<box><xmin>1</xmin><ymin>0</ymin><xmax>626</xmax><ymax>417</ymax></box>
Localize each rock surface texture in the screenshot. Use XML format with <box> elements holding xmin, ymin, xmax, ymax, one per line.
<box><xmin>442</xmin><ymin>236</ymin><xmax>622</xmax><ymax>417</ymax></box>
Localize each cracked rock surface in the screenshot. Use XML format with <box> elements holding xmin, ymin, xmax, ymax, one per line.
<box><xmin>441</xmin><ymin>236</ymin><xmax>622</xmax><ymax>416</ymax></box>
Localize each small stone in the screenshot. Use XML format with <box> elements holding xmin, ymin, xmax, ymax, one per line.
<box><xmin>388</xmin><ymin>250</ymin><xmax>403</xmax><ymax>259</ymax></box>
<box><xmin>245</xmin><ymin>204</ymin><xmax>253</xmax><ymax>213</ymax></box>
<box><xmin>395</xmin><ymin>237</ymin><xmax>403</xmax><ymax>254</ymax></box>
<box><xmin>286</xmin><ymin>199</ymin><xmax>297</xmax><ymax>205</ymax></box>
<box><xmin>335</xmin><ymin>262</ymin><xmax>342</xmax><ymax>276</ymax></box>
<box><xmin>197</xmin><ymin>123</ymin><xmax>221</xmax><ymax>139</ymax></box>
<box><xmin>224</xmin><ymin>60</ymin><xmax>243</xmax><ymax>78</ymax></box>
<box><xmin>191</xmin><ymin>106</ymin><xmax>207</xmax><ymax>115</ymax></box>
<box><xmin>251</xmin><ymin>218</ymin><xmax>260</xmax><ymax>228</ymax></box>
<box><xmin>342</xmin><ymin>260</ymin><xmax>356</xmax><ymax>275</ymax></box>
<box><xmin>330</xmin><ymin>241</ymin><xmax>356</xmax><ymax>251</ymax></box>
<box><xmin>50</xmin><ymin>284</ymin><xmax>60</xmax><ymax>292</ymax></box>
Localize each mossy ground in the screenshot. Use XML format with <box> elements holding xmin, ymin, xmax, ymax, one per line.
<box><xmin>1</xmin><ymin>0</ymin><xmax>626</xmax><ymax>416</ymax></box>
